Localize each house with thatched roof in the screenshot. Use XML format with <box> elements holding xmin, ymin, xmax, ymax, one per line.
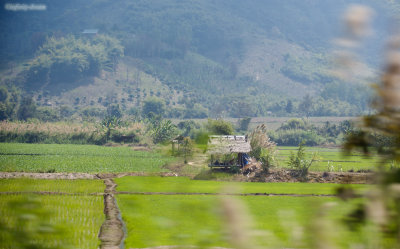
<box><xmin>207</xmin><ymin>135</ymin><xmax>251</xmax><ymax>168</ymax></box>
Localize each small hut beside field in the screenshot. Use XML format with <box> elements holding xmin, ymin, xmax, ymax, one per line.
<box><xmin>207</xmin><ymin>135</ymin><xmax>251</xmax><ymax>168</ymax></box>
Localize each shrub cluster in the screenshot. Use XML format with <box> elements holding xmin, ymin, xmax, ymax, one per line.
<box><xmin>269</xmin><ymin>118</ymin><xmax>352</xmax><ymax>146</ymax></box>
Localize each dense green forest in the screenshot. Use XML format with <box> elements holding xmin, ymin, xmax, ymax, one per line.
<box><xmin>0</xmin><ymin>0</ymin><xmax>397</xmax><ymax>121</ymax></box>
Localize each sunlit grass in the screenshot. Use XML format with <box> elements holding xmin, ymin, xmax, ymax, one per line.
<box><xmin>115</xmin><ymin>176</ymin><xmax>369</xmax><ymax>195</ymax></box>
<box><xmin>118</xmin><ymin>194</ymin><xmax>228</xmax><ymax>248</ymax></box>
<box><xmin>0</xmin><ymin>178</ymin><xmax>104</xmax><ymax>193</ymax></box>
<box><xmin>0</xmin><ymin>143</ymin><xmax>173</xmax><ymax>173</ymax></box>
<box><xmin>117</xmin><ymin>194</ymin><xmax>361</xmax><ymax>248</ymax></box>
<box><xmin>276</xmin><ymin>146</ymin><xmax>391</xmax><ymax>172</ymax></box>
<box><xmin>0</xmin><ymin>195</ymin><xmax>104</xmax><ymax>249</ymax></box>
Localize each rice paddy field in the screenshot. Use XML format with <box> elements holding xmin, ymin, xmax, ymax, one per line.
<box><xmin>0</xmin><ymin>143</ymin><xmax>390</xmax><ymax>174</ymax></box>
<box><xmin>115</xmin><ymin>176</ymin><xmax>371</xmax><ymax>248</ymax></box>
<box><xmin>276</xmin><ymin>146</ymin><xmax>394</xmax><ymax>172</ymax></box>
<box><xmin>0</xmin><ymin>179</ymin><xmax>104</xmax><ymax>249</ymax></box>
<box><xmin>0</xmin><ymin>143</ymin><xmax>173</xmax><ymax>173</ymax></box>
<box><xmin>115</xmin><ymin>176</ymin><xmax>368</xmax><ymax>195</ymax></box>
<box><xmin>0</xmin><ymin>143</ymin><xmax>383</xmax><ymax>248</ymax></box>
<box><xmin>0</xmin><ymin>178</ymin><xmax>104</xmax><ymax>193</ymax></box>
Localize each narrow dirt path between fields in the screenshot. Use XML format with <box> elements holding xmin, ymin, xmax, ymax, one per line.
<box><xmin>0</xmin><ymin>171</ymin><xmax>374</xmax><ymax>184</ymax></box>
<box><xmin>0</xmin><ymin>191</ymin><xmax>103</xmax><ymax>196</ymax></box>
<box><xmin>98</xmin><ymin>178</ymin><xmax>125</xmax><ymax>249</ymax></box>
<box><xmin>0</xmin><ymin>172</ymin><xmax>99</xmax><ymax>179</ymax></box>
<box><xmin>116</xmin><ymin>191</ymin><xmax>337</xmax><ymax>197</ymax></box>
<box><xmin>0</xmin><ymin>172</ymin><xmax>178</xmax><ymax>179</ymax></box>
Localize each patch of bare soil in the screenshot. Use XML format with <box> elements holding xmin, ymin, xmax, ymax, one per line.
<box><xmin>98</xmin><ymin>179</ymin><xmax>125</xmax><ymax>249</ymax></box>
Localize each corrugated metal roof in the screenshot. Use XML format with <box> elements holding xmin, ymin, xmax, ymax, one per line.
<box><xmin>207</xmin><ymin>135</ymin><xmax>251</xmax><ymax>154</ymax></box>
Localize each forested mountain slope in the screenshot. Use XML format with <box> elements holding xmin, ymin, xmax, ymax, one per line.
<box><xmin>0</xmin><ymin>0</ymin><xmax>397</xmax><ymax>119</ymax></box>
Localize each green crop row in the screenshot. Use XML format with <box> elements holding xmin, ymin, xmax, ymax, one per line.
<box><xmin>0</xmin><ymin>143</ymin><xmax>163</xmax><ymax>157</ymax></box>
<box><xmin>0</xmin><ymin>143</ymin><xmax>174</xmax><ymax>173</ymax></box>
<box><xmin>0</xmin><ymin>195</ymin><xmax>104</xmax><ymax>249</ymax></box>
<box><xmin>276</xmin><ymin>146</ymin><xmax>395</xmax><ymax>172</ymax></box>
<box><xmin>117</xmin><ymin>194</ymin><xmax>362</xmax><ymax>249</ymax></box>
<box><xmin>115</xmin><ymin>176</ymin><xmax>368</xmax><ymax>195</ymax></box>
<box><xmin>0</xmin><ymin>179</ymin><xmax>104</xmax><ymax>193</ymax></box>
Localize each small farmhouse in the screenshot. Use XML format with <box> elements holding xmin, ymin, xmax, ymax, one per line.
<box><xmin>207</xmin><ymin>135</ymin><xmax>251</xmax><ymax>169</ymax></box>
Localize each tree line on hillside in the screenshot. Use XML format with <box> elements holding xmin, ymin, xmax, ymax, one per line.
<box><xmin>24</xmin><ymin>35</ymin><xmax>123</xmax><ymax>91</ymax></box>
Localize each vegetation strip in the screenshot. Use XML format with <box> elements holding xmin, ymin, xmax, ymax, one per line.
<box><xmin>0</xmin><ymin>172</ymin><xmax>180</xmax><ymax>179</ymax></box>
<box><xmin>0</xmin><ymin>172</ymin><xmax>99</xmax><ymax>179</ymax></box>
<box><xmin>116</xmin><ymin>191</ymin><xmax>337</xmax><ymax>197</ymax></box>
<box><xmin>0</xmin><ymin>152</ymin><xmax>167</xmax><ymax>158</ymax></box>
<box><xmin>0</xmin><ymin>191</ymin><xmax>103</xmax><ymax>196</ymax></box>
<box><xmin>98</xmin><ymin>178</ymin><xmax>125</xmax><ymax>249</ymax></box>
<box><xmin>0</xmin><ymin>191</ymin><xmax>342</xmax><ymax>198</ymax></box>
<box><xmin>130</xmin><ymin>246</ymin><xmax>231</xmax><ymax>249</ymax></box>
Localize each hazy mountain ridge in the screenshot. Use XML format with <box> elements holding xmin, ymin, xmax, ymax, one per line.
<box><xmin>0</xmin><ymin>0</ymin><xmax>397</xmax><ymax>119</ymax></box>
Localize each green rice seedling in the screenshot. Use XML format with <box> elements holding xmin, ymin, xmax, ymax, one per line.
<box><xmin>277</xmin><ymin>146</ymin><xmax>387</xmax><ymax>172</ymax></box>
<box><xmin>115</xmin><ymin>176</ymin><xmax>368</xmax><ymax>195</ymax></box>
<box><xmin>327</xmin><ymin>161</ymin><xmax>334</xmax><ymax>172</ymax></box>
<box><xmin>0</xmin><ymin>195</ymin><xmax>104</xmax><ymax>249</ymax></box>
<box><xmin>117</xmin><ymin>195</ymin><xmax>228</xmax><ymax>248</ymax></box>
<box><xmin>117</xmin><ymin>194</ymin><xmax>363</xmax><ymax>249</ymax></box>
<box><xmin>0</xmin><ymin>143</ymin><xmax>174</xmax><ymax>173</ymax></box>
<box><xmin>0</xmin><ymin>179</ymin><xmax>104</xmax><ymax>193</ymax></box>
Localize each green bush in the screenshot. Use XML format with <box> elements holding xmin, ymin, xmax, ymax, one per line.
<box><xmin>237</xmin><ymin>117</ymin><xmax>251</xmax><ymax>132</ymax></box>
<box><xmin>270</xmin><ymin>129</ymin><xmax>324</xmax><ymax>146</ymax></box>
<box><xmin>151</xmin><ymin>119</ymin><xmax>177</xmax><ymax>144</ymax></box>
<box><xmin>206</xmin><ymin>119</ymin><xmax>234</xmax><ymax>135</ymax></box>
<box><xmin>288</xmin><ymin>142</ymin><xmax>318</xmax><ymax>179</ymax></box>
<box><xmin>142</xmin><ymin>97</ymin><xmax>166</xmax><ymax>118</ymax></box>
<box><xmin>111</xmin><ymin>131</ymin><xmax>139</xmax><ymax>143</ymax></box>
<box><xmin>277</xmin><ymin>118</ymin><xmax>309</xmax><ymax>131</ymax></box>
<box><xmin>178</xmin><ymin>120</ymin><xmax>200</xmax><ymax>138</ymax></box>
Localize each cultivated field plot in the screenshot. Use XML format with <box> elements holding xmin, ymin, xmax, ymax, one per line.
<box><xmin>276</xmin><ymin>146</ymin><xmax>391</xmax><ymax>172</ymax></box>
<box><xmin>115</xmin><ymin>176</ymin><xmax>368</xmax><ymax>195</ymax></box>
<box><xmin>0</xmin><ymin>143</ymin><xmax>173</xmax><ymax>173</ymax></box>
<box><xmin>0</xmin><ymin>179</ymin><xmax>104</xmax><ymax>249</ymax></box>
<box><xmin>116</xmin><ymin>176</ymin><xmax>369</xmax><ymax>248</ymax></box>
<box><xmin>0</xmin><ymin>178</ymin><xmax>104</xmax><ymax>193</ymax></box>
